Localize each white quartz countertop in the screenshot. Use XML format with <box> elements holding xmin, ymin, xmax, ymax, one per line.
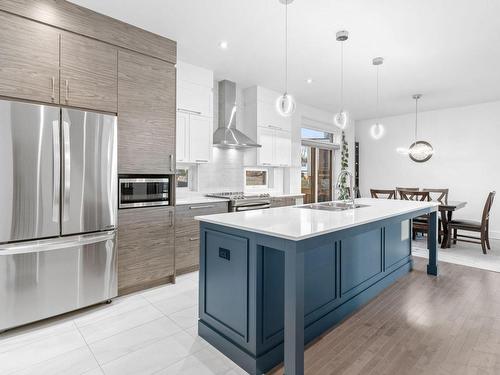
<box><xmin>195</xmin><ymin>198</ymin><xmax>439</xmax><ymax>241</ymax></box>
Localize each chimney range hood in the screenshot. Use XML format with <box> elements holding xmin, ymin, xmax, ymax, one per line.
<box><xmin>213</xmin><ymin>80</ymin><xmax>261</xmax><ymax>149</ymax></box>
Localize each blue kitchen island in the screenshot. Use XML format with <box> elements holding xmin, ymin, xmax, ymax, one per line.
<box><xmin>196</xmin><ymin>198</ymin><xmax>439</xmax><ymax>375</ymax></box>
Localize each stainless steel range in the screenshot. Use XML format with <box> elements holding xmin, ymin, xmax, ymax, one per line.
<box><xmin>206</xmin><ymin>192</ymin><xmax>271</xmax><ymax>212</ymax></box>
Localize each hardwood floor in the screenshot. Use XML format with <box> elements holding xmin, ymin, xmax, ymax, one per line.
<box><xmin>270</xmin><ymin>257</ymin><xmax>500</xmax><ymax>375</ymax></box>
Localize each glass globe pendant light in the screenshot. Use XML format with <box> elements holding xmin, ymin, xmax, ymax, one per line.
<box><xmin>370</xmin><ymin>57</ymin><xmax>385</xmax><ymax>140</ymax></box>
<box><xmin>407</xmin><ymin>94</ymin><xmax>434</xmax><ymax>162</ymax></box>
<box><xmin>333</xmin><ymin>30</ymin><xmax>349</xmax><ymax>129</ymax></box>
<box><xmin>276</xmin><ymin>0</ymin><xmax>296</xmax><ymax>117</ymax></box>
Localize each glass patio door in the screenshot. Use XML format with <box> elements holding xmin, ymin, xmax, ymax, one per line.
<box><xmin>301</xmin><ymin>145</ymin><xmax>334</xmax><ymax>203</ymax></box>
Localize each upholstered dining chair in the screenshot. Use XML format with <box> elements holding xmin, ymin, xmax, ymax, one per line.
<box><xmin>370</xmin><ymin>189</ymin><xmax>397</xmax><ymax>199</ymax></box>
<box><xmin>445</xmin><ymin>191</ymin><xmax>496</xmax><ymax>254</ymax></box>
<box><xmin>399</xmin><ymin>190</ymin><xmax>431</xmax><ymax>240</ymax></box>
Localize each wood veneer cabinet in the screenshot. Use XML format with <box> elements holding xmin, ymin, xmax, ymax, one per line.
<box><xmin>118</xmin><ymin>206</ymin><xmax>175</xmax><ymax>295</ymax></box>
<box><xmin>60</xmin><ymin>32</ymin><xmax>118</xmax><ymax>113</ymax></box>
<box><xmin>175</xmin><ymin>202</ymin><xmax>228</xmax><ymax>275</ymax></box>
<box><xmin>0</xmin><ymin>12</ymin><xmax>60</xmax><ymax>104</ymax></box>
<box><xmin>118</xmin><ymin>50</ymin><xmax>176</xmax><ymax>174</ymax></box>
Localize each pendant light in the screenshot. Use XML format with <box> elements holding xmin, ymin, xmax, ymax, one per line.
<box><xmin>333</xmin><ymin>30</ymin><xmax>349</xmax><ymax>129</ymax></box>
<box><xmin>407</xmin><ymin>94</ymin><xmax>434</xmax><ymax>162</ymax></box>
<box><xmin>276</xmin><ymin>0</ymin><xmax>296</xmax><ymax>117</ymax></box>
<box><xmin>370</xmin><ymin>57</ymin><xmax>385</xmax><ymax>140</ymax></box>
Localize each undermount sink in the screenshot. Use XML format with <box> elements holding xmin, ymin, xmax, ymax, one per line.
<box><xmin>297</xmin><ymin>202</ymin><xmax>369</xmax><ymax>211</ymax></box>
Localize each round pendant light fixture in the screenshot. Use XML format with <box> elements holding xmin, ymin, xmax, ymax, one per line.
<box><xmin>407</xmin><ymin>94</ymin><xmax>434</xmax><ymax>162</ymax></box>
<box><xmin>333</xmin><ymin>30</ymin><xmax>349</xmax><ymax>129</ymax></box>
<box><xmin>370</xmin><ymin>57</ymin><xmax>385</xmax><ymax>140</ymax></box>
<box><xmin>276</xmin><ymin>0</ymin><xmax>296</xmax><ymax>117</ymax></box>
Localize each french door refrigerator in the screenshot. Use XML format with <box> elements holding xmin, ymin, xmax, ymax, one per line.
<box><xmin>0</xmin><ymin>99</ymin><xmax>118</xmax><ymax>331</ymax></box>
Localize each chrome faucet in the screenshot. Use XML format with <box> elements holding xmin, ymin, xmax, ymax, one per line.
<box><xmin>336</xmin><ymin>170</ymin><xmax>355</xmax><ymax>208</ymax></box>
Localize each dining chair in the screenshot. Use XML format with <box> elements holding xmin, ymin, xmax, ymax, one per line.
<box><xmin>422</xmin><ymin>188</ymin><xmax>449</xmax><ymax>242</ymax></box>
<box><xmin>445</xmin><ymin>191</ymin><xmax>496</xmax><ymax>254</ymax></box>
<box><xmin>396</xmin><ymin>187</ymin><xmax>419</xmax><ymax>199</ymax></box>
<box><xmin>370</xmin><ymin>189</ymin><xmax>396</xmax><ymax>199</ymax></box>
<box><xmin>399</xmin><ymin>190</ymin><xmax>431</xmax><ymax>240</ymax></box>
<box><xmin>422</xmin><ymin>188</ymin><xmax>449</xmax><ymax>204</ymax></box>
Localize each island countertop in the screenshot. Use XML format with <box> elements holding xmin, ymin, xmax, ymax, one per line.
<box><xmin>195</xmin><ymin>197</ymin><xmax>439</xmax><ymax>241</ymax></box>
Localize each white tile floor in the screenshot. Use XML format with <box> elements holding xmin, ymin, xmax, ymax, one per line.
<box><xmin>0</xmin><ymin>272</ymin><xmax>246</xmax><ymax>375</ymax></box>
<box><xmin>413</xmin><ymin>237</ymin><xmax>500</xmax><ymax>272</ymax></box>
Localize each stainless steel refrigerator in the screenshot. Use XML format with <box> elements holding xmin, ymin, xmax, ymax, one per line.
<box><xmin>0</xmin><ymin>99</ymin><xmax>118</xmax><ymax>331</ymax></box>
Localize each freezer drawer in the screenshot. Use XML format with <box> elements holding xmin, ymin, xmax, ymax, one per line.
<box><xmin>62</xmin><ymin>108</ymin><xmax>117</xmax><ymax>235</ymax></box>
<box><xmin>0</xmin><ymin>231</ymin><xmax>117</xmax><ymax>331</ymax></box>
<box><xmin>0</xmin><ymin>100</ymin><xmax>60</xmax><ymax>243</ymax></box>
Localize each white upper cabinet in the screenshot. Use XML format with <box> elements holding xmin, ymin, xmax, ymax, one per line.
<box><xmin>243</xmin><ymin>86</ymin><xmax>292</xmax><ymax>167</ymax></box>
<box><xmin>176</xmin><ymin>61</ymin><xmax>213</xmax><ymax>163</ymax></box>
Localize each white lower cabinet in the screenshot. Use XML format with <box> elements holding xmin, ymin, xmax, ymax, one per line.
<box><xmin>176</xmin><ymin>111</ymin><xmax>212</xmax><ymax>164</ymax></box>
<box><xmin>256</xmin><ymin>126</ymin><xmax>291</xmax><ymax>166</ymax></box>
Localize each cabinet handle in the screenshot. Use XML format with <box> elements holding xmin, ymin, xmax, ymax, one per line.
<box><xmin>169</xmin><ymin>210</ymin><xmax>174</xmax><ymax>227</ymax></box>
<box><xmin>65</xmin><ymin>80</ymin><xmax>69</xmax><ymax>102</ymax></box>
<box><xmin>261</xmin><ymin>163</ymin><xmax>272</xmax><ymax>166</ymax></box>
<box><xmin>195</xmin><ymin>159</ymin><xmax>208</xmax><ymax>163</ymax></box>
<box><xmin>189</xmin><ymin>205</ymin><xmax>215</xmax><ymax>210</ymax></box>
<box><xmin>51</xmin><ymin>77</ymin><xmax>55</xmax><ymax>102</ymax></box>
<box><xmin>169</xmin><ymin>154</ymin><xmax>174</xmax><ymax>172</ymax></box>
<box><xmin>189</xmin><ymin>237</ymin><xmax>199</xmax><ymax>241</ymax></box>
<box><xmin>178</xmin><ymin>108</ymin><xmax>202</xmax><ymax>115</ymax></box>
<box><xmin>267</xmin><ymin>125</ymin><xmax>281</xmax><ymax>130</ymax></box>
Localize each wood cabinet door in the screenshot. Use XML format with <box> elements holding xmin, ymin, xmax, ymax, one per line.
<box><xmin>0</xmin><ymin>12</ymin><xmax>59</xmax><ymax>104</ymax></box>
<box><xmin>176</xmin><ymin>111</ymin><xmax>190</xmax><ymax>163</ymax></box>
<box><xmin>118</xmin><ymin>206</ymin><xmax>175</xmax><ymax>295</ymax></box>
<box><xmin>60</xmin><ymin>32</ymin><xmax>117</xmax><ymax>112</ymax></box>
<box><xmin>118</xmin><ymin>50</ymin><xmax>176</xmax><ymax>174</ymax></box>
<box><xmin>189</xmin><ymin>115</ymin><xmax>211</xmax><ymax>163</ymax></box>
<box><xmin>175</xmin><ymin>202</ymin><xmax>228</xmax><ymax>275</ymax></box>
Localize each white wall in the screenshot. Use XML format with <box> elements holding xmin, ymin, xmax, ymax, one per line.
<box><xmin>355</xmin><ymin>100</ymin><xmax>500</xmax><ymax>237</ymax></box>
<box><xmin>287</xmin><ymin>103</ymin><xmax>356</xmax><ymax>195</ymax></box>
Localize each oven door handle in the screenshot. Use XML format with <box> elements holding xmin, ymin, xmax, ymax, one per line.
<box><xmin>235</xmin><ymin>203</ymin><xmax>271</xmax><ymax>212</ymax></box>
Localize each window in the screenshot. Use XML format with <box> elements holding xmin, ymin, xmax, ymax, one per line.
<box><xmin>176</xmin><ymin>168</ymin><xmax>189</xmax><ymax>188</ymax></box>
<box><xmin>244</xmin><ymin>168</ymin><xmax>268</xmax><ymax>190</ymax></box>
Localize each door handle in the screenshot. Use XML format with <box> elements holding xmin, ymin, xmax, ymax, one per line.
<box><xmin>63</xmin><ymin>121</ymin><xmax>71</xmax><ymax>222</ymax></box>
<box><xmin>189</xmin><ymin>237</ymin><xmax>199</xmax><ymax>241</ymax></box>
<box><xmin>52</xmin><ymin>120</ymin><xmax>60</xmax><ymax>223</ymax></box>
<box><xmin>169</xmin><ymin>210</ymin><xmax>174</xmax><ymax>227</ymax></box>
<box><xmin>51</xmin><ymin>77</ymin><xmax>55</xmax><ymax>102</ymax></box>
<box><xmin>65</xmin><ymin>80</ymin><xmax>69</xmax><ymax>102</ymax></box>
<box><xmin>169</xmin><ymin>154</ymin><xmax>174</xmax><ymax>172</ymax></box>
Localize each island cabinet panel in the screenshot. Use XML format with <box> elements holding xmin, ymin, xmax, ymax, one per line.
<box><xmin>385</xmin><ymin>220</ymin><xmax>412</xmax><ymax>268</ymax></box>
<box><xmin>261</xmin><ymin>243</ymin><xmax>337</xmax><ymax>347</ymax></box>
<box><xmin>117</xmin><ymin>206</ymin><xmax>175</xmax><ymax>295</ymax></box>
<box><xmin>175</xmin><ymin>202</ymin><xmax>228</xmax><ymax>275</ymax></box>
<box><xmin>340</xmin><ymin>228</ymin><xmax>383</xmax><ymax>296</ymax></box>
<box><xmin>118</xmin><ymin>50</ymin><xmax>176</xmax><ymax>174</ymax></box>
<box><xmin>60</xmin><ymin>32</ymin><xmax>118</xmax><ymax>113</ymax></box>
<box><xmin>203</xmin><ymin>230</ymin><xmax>249</xmax><ymax>343</ymax></box>
<box><xmin>0</xmin><ymin>12</ymin><xmax>60</xmax><ymax>104</ymax></box>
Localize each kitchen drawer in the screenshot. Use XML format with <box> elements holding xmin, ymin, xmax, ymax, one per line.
<box><xmin>175</xmin><ymin>201</ymin><xmax>228</xmax><ymax>274</ymax></box>
<box><xmin>270</xmin><ymin>197</ymin><xmax>298</xmax><ymax>208</ymax></box>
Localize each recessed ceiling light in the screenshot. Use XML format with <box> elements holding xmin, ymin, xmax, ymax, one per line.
<box><xmin>218</xmin><ymin>41</ymin><xmax>228</xmax><ymax>50</ymax></box>
<box><xmin>306</xmin><ymin>78</ymin><xmax>313</xmax><ymax>84</ymax></box>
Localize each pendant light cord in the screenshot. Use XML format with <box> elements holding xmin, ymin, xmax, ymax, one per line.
<box><xmin>414</xmin><ymin>96</ymin><xmax>418</xmax><ymax>142</ymax></box>
<box><xmin>376</xmin><ymin>65</ymin><xmax>380</xmax><ymax>122</ymax></box>
<box><xmin>340</xmin><ymin>41</ymin><xmax>344</xmax><ymax>110</ymax></box>
<box><xmin>284</xmin><ymin>2</ymin><xmax>288</xmax><ymax>94</ymax></box>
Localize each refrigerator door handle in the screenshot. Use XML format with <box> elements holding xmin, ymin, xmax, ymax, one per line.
<box><xmin>0</xmin><ymin>232</ymin><xmax>115</xmax><ymax>256</ymax></box>
<box><xmin>52</xmin><ymin>120</ymin><xmax>60</xmax><ymax>223</ymax></box>
<box><xmin>62</xmin><ymin>120</ymin><xmax>71</xmax><ymax>222</ymax></box>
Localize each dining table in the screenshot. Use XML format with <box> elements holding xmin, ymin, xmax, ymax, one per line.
<box><xmin>439</xmin><ymin>200</ymin><xmax>467</xmax><ymax>248</ymax></box>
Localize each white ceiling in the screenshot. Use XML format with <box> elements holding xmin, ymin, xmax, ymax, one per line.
<box><xmin>71</xmin><ymin>0</ymin><xmax>500</xmax><ymax>120</ymax></box>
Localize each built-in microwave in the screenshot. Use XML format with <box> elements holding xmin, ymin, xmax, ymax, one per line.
<box><xmin>119</xmin><ymin>175</ymin><xmax>171</xmax><ymax>209</ymax></box>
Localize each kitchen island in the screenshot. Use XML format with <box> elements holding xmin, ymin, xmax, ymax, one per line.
<box><xmin>196</xmin><ymin>198</ymin><xmax>439</xmax><ymax>375</ymax></box>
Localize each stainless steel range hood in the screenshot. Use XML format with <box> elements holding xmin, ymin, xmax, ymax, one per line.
<box><xmin>213</xmin><ymin>80</ymin><xmax>261</xmax><ymax>149</ymax></box>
